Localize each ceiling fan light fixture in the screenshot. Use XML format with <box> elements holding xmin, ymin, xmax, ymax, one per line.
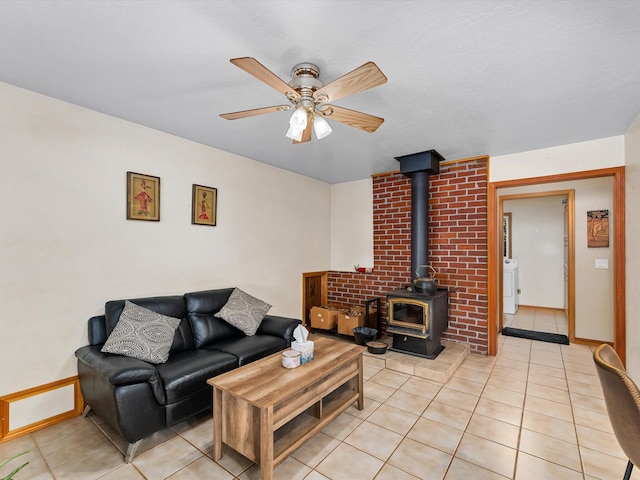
<box><xmin>285</xmin><ymin>124</ymin><xmax>304</xmax><ymax>142</ymax></box>
<box><xmin>313</xmin><ymin>115</ymin><xmax>332</xmax><ymax>140</ymax></box>
<box><xmin>289</xmin><ymin>106</ymin><xmax>308</xmax><ymax>130</ymax></box>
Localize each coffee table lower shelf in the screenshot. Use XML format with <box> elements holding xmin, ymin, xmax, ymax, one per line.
<box><xmin>273</xmin><ymin>382</ymin><xmax>359</xmax><ymax>462</ymax></box>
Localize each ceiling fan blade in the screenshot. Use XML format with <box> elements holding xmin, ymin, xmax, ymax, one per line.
<box><xmin>230</xmin><ymin>57</ymin><xmax>300</xmax><ymax>101</ymax></box>
<box><xmin>314</xmin><ymin>62</ymin><xmax>387</xmax><ymax>103</ymax></box>
<box><xmin>293</xmin><ymin>115</ymin><xmax>313</xmax><ymax>144</ymax></box>
<box><xmin>220</xmin><ymin>105</ymin><xmax>291</xmax><ymax>120</ymax></box>
<box><xmin>321</xmin><ymin>105</ymin><xmax>384</xmax><ymax>133</ymax></box>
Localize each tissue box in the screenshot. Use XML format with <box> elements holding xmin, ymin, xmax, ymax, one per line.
<box><xmin>291</xmin><ymin>340</ymin><xmax>314</xmax><ymax>364</ymax></box>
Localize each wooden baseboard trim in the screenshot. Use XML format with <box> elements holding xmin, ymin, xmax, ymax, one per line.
<box><xmin>517</xmin><ymin>305</ymin><xmax>565</xmax><ymax>312</ymax></box>
<box><xmin>0</xmin><ymin>376</ymin><xmax>84</xmax><ymax>443</ymax></box>
<box><xmin>573</xmin><ymin>337</ymin><xmax>613</xmax><ymax>347</ymax></box>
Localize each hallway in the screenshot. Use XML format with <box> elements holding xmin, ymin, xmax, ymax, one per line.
<box><xmin>504</xmin><ymin>306</ymin><xmax>569</xmax><ymax>336</ymax></box>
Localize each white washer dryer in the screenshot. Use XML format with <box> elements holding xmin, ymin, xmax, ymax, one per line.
<box><xmin>503</xmin><ymin>258</ymin><xmax>519</xmax><ymax>314</ymax></box>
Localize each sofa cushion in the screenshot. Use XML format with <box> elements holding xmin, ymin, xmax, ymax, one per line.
<box><xmin>105</xmin><ymin>295</ymin><xmax>193</xmax><ymax>354</ymax></box>
<box><xmin>188</xmin><ymin>312</ymin><xmax>244</xmax><ymax>348</ymax></box>
<box><xmin>185</xmin><ymin>288</ymin><xmax>243</xmax><ymax>347</ymax></box>
<box><xmin>101</xmin><ymin>301</ymin><xmax>181</xmax><ymax>364</ymax></box>
<box><xmin>88</xmin><ymin>315</ymin><xmax>108</xmax><ymax>346</ymax></box>
<box><xmin>155</xmin><ymin>349</ymin><xmax>238</xmax><ymax>404</ymax></box>
<box><xmin>206</xmin><ymin>335</ymin><xmax>287</xmax><ymax>366</ymax></box>
<box><xmin>214</xmin><ymin>288</ymin><xmax>271</xmax><ymax>336</ymax></box>
<box><xmin>185</xmin><ymin>288</ymin><xmax>235</xmax><ymax>315</ymax></box>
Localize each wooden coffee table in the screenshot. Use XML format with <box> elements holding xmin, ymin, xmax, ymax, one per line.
<box><xmin>207</xmin><ymin>336</ymin><xmax>366</xmax><ymax>480</ymax></box>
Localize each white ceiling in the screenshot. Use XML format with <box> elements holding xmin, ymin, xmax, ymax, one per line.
<box><xmin>1</xmin><ymin>1</ymin><xmax>639</xmax><ymax>183</ymax></box>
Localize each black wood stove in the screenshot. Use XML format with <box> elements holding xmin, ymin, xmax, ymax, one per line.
<box><xmin>386</xmin><ymin>288</ymin><xmax>448</xmax><ymax>359</ymax></box>
<box><xmin>387</xmin><ymin>149</ymin><xmax>449</xmax><ymax>359</ymax></box>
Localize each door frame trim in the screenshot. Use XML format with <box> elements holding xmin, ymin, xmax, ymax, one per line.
<box><xmin>488</xmin><ymin>166</ymin><xmax>625</xmax><ymax>363</ymax></box>
<box><xmin>302</xmin><ymin>271</ymin><xmax>328</xmax><ymax>327</ymax></box>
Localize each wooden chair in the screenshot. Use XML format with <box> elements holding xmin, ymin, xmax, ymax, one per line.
<box><xmin>593</xmin><ymin>344</ymin><xmax>640</xmax><ymax>480</ymax></box>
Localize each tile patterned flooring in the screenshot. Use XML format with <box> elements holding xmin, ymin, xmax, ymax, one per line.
<box><xmin>1</xmin><ymin>333</ymin><xmax>636</xmax><ymax>480</ymax></box>
<box><xmin>503</xmin><ymin>306</ymin><xmax>569</xmax><ymax>336</ymax></box>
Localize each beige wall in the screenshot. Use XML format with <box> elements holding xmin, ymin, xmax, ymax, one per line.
<box><xmin>490</xmin><ymin>137</ymin><xmax>624</xmax><ymax>182</ymax></box>
<box><xmin>330</xmin><ymin>179</ymin><xmax>373</xmax><ymax>272</ymax></box>
<box><xmin>625</xmin><ymin>114</ymin><xmax>640</xmax><ymax>378</ymax></box>
<box><xmin>0</xmin><ymin>82</ymin><xmax>332</xmax><ymax>398</ymax></box>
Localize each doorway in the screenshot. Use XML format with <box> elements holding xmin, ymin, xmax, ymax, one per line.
<box><xmin>302</xmin><ymin>271</ymin><xmax>328</xmax><ymax>327</ymax></box>
<box><xmin>487</xmin><ymin>167</ymin><xmax>626</xmax><ymax>363</ymax></box>
<box><xmin>499</xmin><ymin>191</ymin><xmax>574</xmax><ymax>340</ymax></box>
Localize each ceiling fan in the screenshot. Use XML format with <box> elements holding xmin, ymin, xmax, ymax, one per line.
<box><xmin>220</xmin><ymin>57</ymin><xmax>387</xmax><ymax>143</ymax></box>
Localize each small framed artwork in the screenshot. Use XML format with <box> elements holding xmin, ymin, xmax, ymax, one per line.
<box><xmin>192</xmin><ymin>184</ymin><xmax>217</xmax><ymax>226</ymax></box>
<box><xmin>587</xmin><ymin>209</ymin><xmax>609</xmax><ymax>248</ymax></box>
<box><xmin>127</xmin><ymin>172</ymin><xmax>160</xmax><ymax>221</ymax></box>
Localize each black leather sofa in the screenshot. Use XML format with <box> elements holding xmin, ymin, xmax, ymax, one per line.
<box><xmin>75</xmin><ymin>288</ymin><xmax>301</xmax><ymax>462</ymax></box>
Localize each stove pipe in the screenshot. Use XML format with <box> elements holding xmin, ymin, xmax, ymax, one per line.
<box><xmin>395</xmin><ymin>149</ymin><xmax>445</xmax><ymax>279</ymax></box>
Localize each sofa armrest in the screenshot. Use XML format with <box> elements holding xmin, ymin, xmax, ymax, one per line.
<box><xmin>75</xmin><ymin>345</ymin><xmax>157</xmax><ymax>385</ymax></box>
<box><xmin>257</xmin><ymin>315</ymin><xmax>302</xmax><ymax>343</ymax></box>
<box><xmin>76</xmin><ymin>345</ymin><xmax>166</xmax><ymax>405</ymax></box>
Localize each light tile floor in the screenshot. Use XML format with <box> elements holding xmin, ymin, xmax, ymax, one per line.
<box><xmin>1</xmin><ymin>334</ymin><xmax>637</xmax><ymax>480</ymax></box>
<box><xmin>504</xmin><ymin>306</ymin><xmax>569</xmax><ymax>335</ymax></box>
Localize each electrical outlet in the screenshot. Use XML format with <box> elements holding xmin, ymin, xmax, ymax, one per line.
<box><xmin>517</xmin><ymin>289</ymin><xmax>521</xmax><ymax>294</ymax></box>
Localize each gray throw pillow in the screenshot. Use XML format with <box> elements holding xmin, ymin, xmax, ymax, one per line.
<box><xmin>214</xmin><ymin>288</ymin><xmax>271</xmax><ymax>336</ymax></box>
<box><xmin>101</xmin><ymin>300</ymin><xmax>181</xmax><ymax>364</ymax></box>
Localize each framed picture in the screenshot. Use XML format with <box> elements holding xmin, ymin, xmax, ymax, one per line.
<box><xmin>192</xmin><ymin>184</ymin><xmax>217</xmax><ymax>226</ymax></box>
<box><xmin>127</xmin><ymin>172</ymin><xmax>160</xmax><ymax>221</ymax></box>
<box><xmin>587</xmin><ymin>209</ymin><xmax>609</xmax><ymax>248</ymax></box>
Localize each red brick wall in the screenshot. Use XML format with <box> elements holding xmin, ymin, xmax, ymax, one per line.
<box><xmin>327</xmin><ymin>157</ymin><xmax>488</xmax><ymax>353</ymax></box>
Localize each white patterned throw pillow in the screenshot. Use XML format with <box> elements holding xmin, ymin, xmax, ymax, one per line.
<box><xmin>214</xmin><ymin>288</ymin><xmax>271</xmax><ymax>336</ymax></box>
<box><xmin>101</xmin><ymin>301</ymin><xmax>181</xmax><ymax>364</ymax></box>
